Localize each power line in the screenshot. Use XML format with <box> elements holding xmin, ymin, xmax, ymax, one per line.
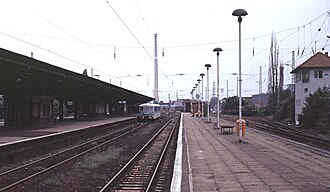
<box><xmin>104</xmin><ymin>0</ymin><xmax>171</xmax><ymax>89</ymax></box>
<box><xmin>0</xmin><ymin>31</ymin><xmax>120</xmax><ymax>80</ymax></box>
<box><xmin>134</xmin><ymin>0</ymin><xmax>153</xmax><ymax>37</ymax></box>
<box><xmin>105</xmin><ymin>0</ymin><xmax>153</xmax><ymax>61</ymax></box>
<box><xmin>35</xmin><ymin>12</ymin><xmax>132</xmax><ymax>75</ymax></box>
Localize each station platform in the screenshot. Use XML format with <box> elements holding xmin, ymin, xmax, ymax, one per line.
<box><xmin>0</xmin><ymin>116</ymin><xmax>137</xmax><ymax>145</ymax></box>
<box><xmin>172</xmin><ymin>113</ymin><xmax>330</xmax><ymax>192</ymax></box>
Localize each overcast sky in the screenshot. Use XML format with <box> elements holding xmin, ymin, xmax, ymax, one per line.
<box><xmin>1</xmin><ymin>0</ymin><xmax>329</xmax><ymax>102</ymax></box>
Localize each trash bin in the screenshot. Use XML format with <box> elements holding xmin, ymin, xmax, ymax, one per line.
<box><xmin>235</xmin><ymin>119</ymin><xmax>246</xmax><ymax>137</ymax></box>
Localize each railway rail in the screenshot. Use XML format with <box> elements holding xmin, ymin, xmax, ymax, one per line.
<box><xmin>0</xmin><ymin>122</ymin><xmax>149</xmax><ymax>191</ymax></box>
<box><xmin>248</xmin><ymin>117</ymin><xmax>330</xmax><ymax>151</ymax></box>
<box><xmin>223</xmin><ymin>115</ymin><xmax>330</xmax><ymax>151</ymax></box>
<box><xmin>99</xmin><ymin>113</ymin><xmax>180</xmax><ymax>192</ymax></box>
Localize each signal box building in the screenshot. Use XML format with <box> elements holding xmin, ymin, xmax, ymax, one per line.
<box><xmin>291</xmin><ymin>52</ymin><xmax>330</xmax><ymax>124</ymax></box>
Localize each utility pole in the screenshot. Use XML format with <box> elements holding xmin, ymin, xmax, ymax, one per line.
<box><xmin>236</xmin><ymin>77</ymin><xmax>238</xmax><ymax>97</ymax></box>
<box><xmin>259</xmin><ymin>66</ymin><xmax>262</xmax><ymax>95</ymax></box>
<box><xmin>226</xmin><ymin>80</ymin><xmax>229</xmax><ymax>98</ymax></box>
<box><xmin>291</xmin><ymin>51</ymin><xmax>295</xmax><ymax>85</ymax></box>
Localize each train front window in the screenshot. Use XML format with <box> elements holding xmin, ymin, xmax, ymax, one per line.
<box><xmin>140</xmin><ymin>106</ymin><xmax>153</xmax><ymax>114</ymax></box>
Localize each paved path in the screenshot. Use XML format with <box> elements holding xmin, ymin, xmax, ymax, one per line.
<box><xmin>179</xmin><ymin>113</ymin><xmax>330</xmax><ymax>192</ymax></box>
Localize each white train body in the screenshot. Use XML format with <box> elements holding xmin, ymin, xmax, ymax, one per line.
<box><xmin>138</xmin><ymin>103</ymin><xmax>161</xmax><ymax>120</ymax></box>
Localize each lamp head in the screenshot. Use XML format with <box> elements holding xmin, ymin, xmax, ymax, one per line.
<box><xmin>232</xmin><ymin>9</ymin><xmax>248</xmax><ymax>17</ymax></box>
<box><xmin>232</xmin><ymin>9</ymin><xmax>248</xmax><ymax>23</ymax></box>
<box><xmin>205</xmin><ymin>64</ymin><xmax>211</xmax><ymax>69</ymax></box>
<box><xmin>213</xmin><ymin>47</ymin><xmax>223</xmax><ymax>52</ymax></box>
<box><xmin>200</xmin><ymin>73</ymin><xmax>205</xmax><ymax>78</ymax></box>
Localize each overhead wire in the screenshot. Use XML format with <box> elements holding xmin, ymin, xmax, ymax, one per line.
<box><xmin>134</xmin><ymin>0</ymin><xmax>153</xmax><ymax>37</ymax></box>
<box><xmin>242</xmin><ymin>10</ymin><xmax>329</xmax><ymax>81</ymax></box>
<box><xmin>2</xmin><ymin>4</ymin><xmax>329</xmax><ymax>99</ymax></box>
<box><xmin>35</xmin><ymin>12</ymin><xmax>132</xmax><ymax>76</ymax></box>
<box><xmin>105</xmin><ymin>0</ymin><xmax>172</xmax><ymax>94</ymax></box>
<box><xmin>0</xmin><ymin>31</ymin><xmax>91</xmax><ymax>70</ymax></box>
<box><xmin>0</xmin><ymin>31</ymin><xmax>149</xmax><ymax>91</ymax></box>
<box><xmin>105</xmin><ymin>0</ymin><xmax>153</xmax><ymax>61</ymax></box>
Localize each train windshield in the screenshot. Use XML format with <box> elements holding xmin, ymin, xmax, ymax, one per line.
<box><xmin>139</xmin><ymin>106</ymin><xmax>153</xmax><ymax>114</ymax></box>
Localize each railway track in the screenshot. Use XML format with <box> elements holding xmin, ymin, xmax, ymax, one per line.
<box><xmin>99</xmin><ymin>113</ymin><xmax>180</xmax><ymax>192</ymax></box>
<box><xmin>248</xmin><ymin>117</ymin><xmax>330</xmax><ymax>151</ymax></box>
<box><xmin>0</xmin><ymin>122</ymin><xmax>149</xmax><ymax>192</ymax></box>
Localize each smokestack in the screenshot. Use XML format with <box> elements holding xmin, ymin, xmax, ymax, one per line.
<box><xmin>325</xmin><ymin>52</ymin><xmax>328</xmax><ymax>56</ymax></box>
<box><xmin>154</xmin><ymin>34</ymin><xmax>159</xmax><ymax>102</ymax></box>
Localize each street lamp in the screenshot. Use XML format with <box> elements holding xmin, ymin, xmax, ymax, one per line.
<box><xmin>197</xmin><ymin>79</ymin><xmax>201</xmax><ymax>117</ymax></box>
<box><xmin>213</xmin><ymin>47</ymin><xmax>223</xmax><ymax>129</ymax></box>
<box><xmin>191</xmin><ymin>87</ymin><xmax>195</xmax><ymax>116</ymax></box>
<box><xmin>194</xmin><ymin>83</ymin><xmax>198</xmax><ymax>117</ymax></box>
<box><xmin>205</xmin><ymin>64</ymin><xmax>211</xmax><ymax>123</ymax></box>
<box><xmin>200</xmin><ymin>73</ymin><xmax>205</xmax><ymax>120</ymax></box>
<box><xmin>233</xmin><ymin>8</ymin><xmax>248</xmax><ymax>143</ymax></box>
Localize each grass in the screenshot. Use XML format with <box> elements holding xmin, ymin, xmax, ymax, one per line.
<box><xmin>75</xmin><ymin>146</ymin><xmax>123</xmax><ymax>170</ymax></box>
<box><xmin>44</xmin><ymin>173</ymin><xmax>65</xmax><ymax>186</ymax></box>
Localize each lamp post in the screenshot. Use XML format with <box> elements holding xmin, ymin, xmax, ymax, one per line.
<box><xmin>195</xmin><ymin>83</ymin><xmax>198</xmax><ymax>117</ymax></box>
<box><xmin>196</xmin><ymin>79</ymin><xmax>201</xmax><ymax>117</ymax></box>
<box><xmin>200</xmin><ymin>73</ymin><xmax>205</xmax><ymax>120</ymax></box>
<box><xmin>205</xmin><ymin>64</ymin><xmax>211</xmax><ymax>123</ymax></box>
<box><xmin>191</xmin><ymin>87</ymin><xmax>195</xmax><ymax>116</ymax></box>
<box><xmin>213</xmin><ymin>47</ymin><xmax>223</xmax><ymax>129</ymax></box>
<box><xmin>197</xmin><ymin>79</ymin><xmax>201</xmax><ymax>117</ymax></box>
<box><xmin>232</xmin><ymin>9</ymin><xmax>248</xmax><ymax>143</ymax></box>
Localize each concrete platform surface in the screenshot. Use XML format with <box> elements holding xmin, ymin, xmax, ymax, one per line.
<box><xmin>0</xmin><ymin>116</ymin><xmax>136</xmax><ymax>145</ymax></box>
<box><xmin>180</xmin><ymin>113</ymin><xmax>330</xmax><ymax>192</ymax></box>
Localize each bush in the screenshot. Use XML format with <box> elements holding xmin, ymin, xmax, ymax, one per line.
<box><xmin>298</xmin><ymin>86</ymin><xmax>330</xmax><ymax>132</ymax></box>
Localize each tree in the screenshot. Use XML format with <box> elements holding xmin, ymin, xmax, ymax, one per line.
<box><xmin>0</xmin><ymin>95</ymin><xmax>4</xmax><ymax>118</ymax></box>
<box><xmin>275</xmin><ymin>89</ymin><xmax>294</xmax><ymax>123</ymax></box>
<box><xmin>267</xmin><ymin>32</ymin><xmax>280</xmax><ymax>114</ymax></box>
<box><xmin>209</xmin><ymin>97</ymin><xmax>218</xmax><ymax>111</ymax></box>
<box><xmin>298</xmin><ymin>86</ymin><xmax>330</xmax><ymax>133</ymax></box>
<box><xmin>221</xmin><ymin>96</ymin><xmax>238</xmax><ymax>112</ymax></box>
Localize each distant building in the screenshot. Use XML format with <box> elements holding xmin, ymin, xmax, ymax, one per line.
<box><xmin>251</xmin><ymin>93</ymin><xmax>269</xmax><ymax>108</ymax></box>
<box><xmin>291</xmin><ymin>52</ymin><xmax>330</xmax><ymax>124</ymax></box>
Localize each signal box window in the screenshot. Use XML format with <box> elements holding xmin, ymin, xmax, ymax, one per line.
<box><xmin>314</xmin><ymin>70</ymin><xmax>323</xmax><ymax>79</ymax></box>
<box><xmin>302</xmin><ymin>71</ymin><xmax>309</xmax><ymax>83</ymax></box>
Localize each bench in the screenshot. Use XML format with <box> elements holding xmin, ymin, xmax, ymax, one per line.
<box><xmin>220</xmin><ymin>125</ymin><xmax>234</xmax><ymax>134</ymax></box>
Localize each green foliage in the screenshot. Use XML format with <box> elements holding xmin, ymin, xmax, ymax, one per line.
<box><xmin>221</xmin><ymin>96</ymin><xmax>238</xmax><ymax>111</ymax></box>
<box><xmin>298</xmin><ymin>86</ymin><xmax>330</xmax><ymax>132</ymax></box>
<box><xmin>209</xmin><ymin>97</ymin><xmax>219</xmax><ymax>110</ymax></box>
<box><xmin>266</xmin><ymin>92</ymin><xmax>277</xmax><ymax>114</ymax></box>
<box><xmin>275</xmin><ymin>89</ymin><xmax>294</xmax><ymax>122</ymax></box>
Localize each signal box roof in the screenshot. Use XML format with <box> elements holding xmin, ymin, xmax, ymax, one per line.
<box><xmin>291</xmin><ymin>52</ymin><xmax>330</xmax><ymax>73</ymax></box>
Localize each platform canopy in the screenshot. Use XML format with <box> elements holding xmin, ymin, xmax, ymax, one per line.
<box><xmin>0</xmin><ymin>48</ymin><xmax>153</xmax><ymax>104</ymax></box>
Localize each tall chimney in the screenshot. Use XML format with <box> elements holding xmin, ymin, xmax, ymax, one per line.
<box><xmin>154</xmin><ymin>34</ymin><xmax>159</xmax><ymax>102</ymax></box>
